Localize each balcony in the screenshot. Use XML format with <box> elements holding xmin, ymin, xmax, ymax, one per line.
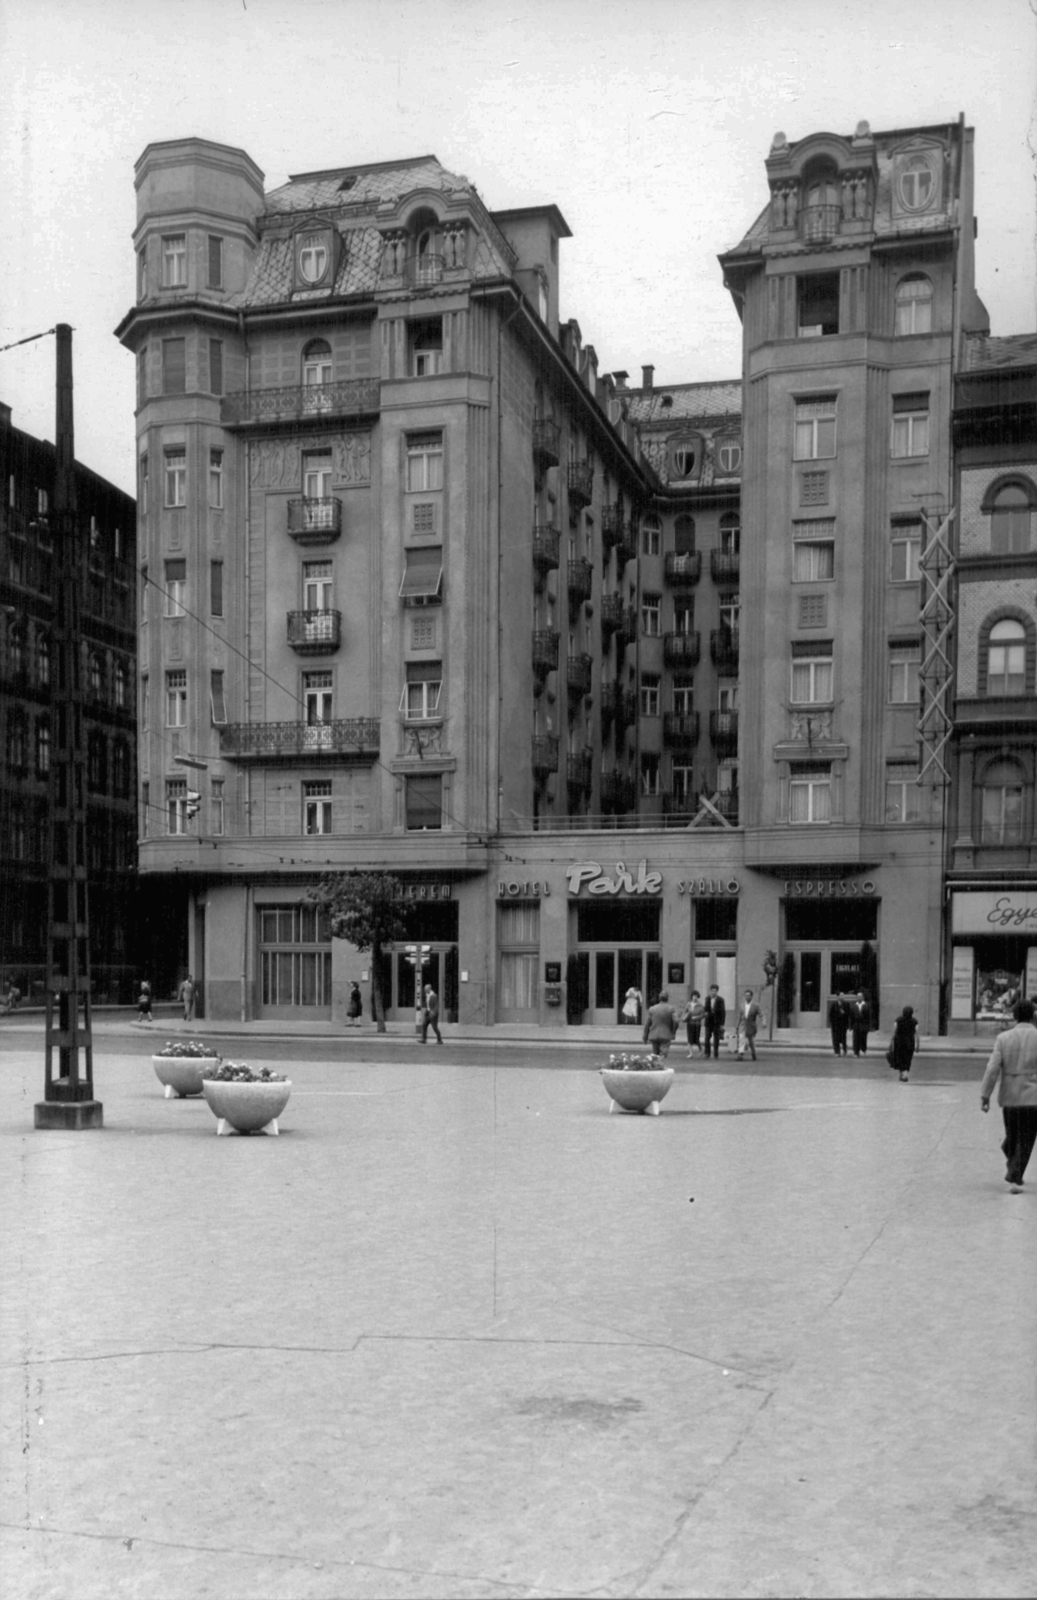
<box><xmin>601</xmin><ymin>502</ymin><xmax>625</xmax><ymax>551</ymax></box>
<box><xmin>709</xmin><ymin>710</ymin><xmax>739</xmax><ymax>751</ymax></box>
<box><xmin>532</xmin><ymin>628</ymin><xmax>560</xmax><ymax>679</ymax></box>
<box><xmin>710</xmin><ymin>627</ymin><xmax>740</xmax><ymax>669</ymax></box>
<box><xmin>710</xmin><ymin>549</ymin><xmax>740</xmax><ymax>584</ymax></box>
<box><xmin>600</xmin><ymin>680</ymin><xmax>622</xmax><ymax>728</ymax></box>
<box><xmin>615</xmin><ymin>528</ymin><xmax>637</xmax><ymax>568</ymax></box>
<box><xmin>601</xmin><ymin>771</ymin><xmax>636</xmax><ymax>814</ymax></box>
<box><xmin>617</xmin><ymin>606</ymin><xmax>638</xmax><ymax>646</ymax></box>
<box><xmin>567</xmin><ymin>652</ymin><xmax>593</xmax><ymax>698</ymax></box>
<box><xmin>663</xmin><ymin>631</ymin><xmax>701</xmax><ymax>668</ymax></box>
<box><xmin>221</xmin><ymin>378</ymin><xmax>380</xmax><ymax>430</ymax></box>
<box><xmin>621</xmin><ymin>689</ymin><xmax>639</xmax><ymax>727</ymax></box>
<box><xmin>532</xmin><ymin>734</ymin><xmax>559</xmax><ymax>777</ymax></box>
<box><xmin>405</xmin><ymin>252</ymin><xmax>444</xmax><ymax>288</ymax></box>
<box><xmin>567</xmin><ymin>748</ymin><xmax>593</xmax><ymax>795</ymax></box>
<box><xmin>567</xmin><ymin>459</ymin><xmax>594</xmax><ymax>510</ymax></box>
<box><xmin>287</xmin><ymin>609</ymin><xmax>342</xmax><ymax>655</ymax></box>
<box><xmin>567</xmin><ymin>557</ymin><xmax>593</xmax><ymax>609</ymax></box>
<box><xmin>219</xmin><ymin>718</ymin><xmax>379</xmax><ymax>762</ymax></box>
<box><xmin>532</xmin><ymin>418</ymin><xmax>561</xmax><ymax>469</ymax></box>
<box><xmin>532</xmin><ymin>522</ymin><xmax>560</xmax><ymax>581</ymax></box>
<box><xmin>800</xmin><ymin>204</ymin><xmax>841</xmax><ymax>243</ymax></box>
<box><xmin>287</xmin><ymin>497</ymin><xmax>342</xmax><ymax>545</ymax></box>
<box><xmin>663</xmin><ymin>712</ymin><xmax>700</xmax><ymax>749</ymax></box>
<box><xmin>600</xmin><ymin>593</ymin><xmax>623</xmax><ymax>639</ymax></box>
<box><xmin>665</xmin><ymin>551</ymin><xmax>701</xmax><ymax>586</ymax></box>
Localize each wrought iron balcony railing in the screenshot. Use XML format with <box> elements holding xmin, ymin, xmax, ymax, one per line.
<box><xmin>710</xmin><ymin>627</ymin><xmax>740</xmax><ymax>668</ymax></box>
<box><xmin>406</xmin><ymin>253</ymin><xmax>444</xmax><ymax>288</ymax></box>
<box><xmin>600</xmin><ymin>593</ymin><xmax>623</xmax><ymax>638</ymax></box>
<box><xmin>709</xmin><ymin>710</ymin><xmax>739</xmax><ymax>749</ymax></box>
<box><xmin>219</xmin><ymin>718</ymin><xmax>379</xmax><ymax>761</ymax></box>
<box><xmin>710</xmin><ymin>549</ymin><xmax>740</xmax><ymax>584</ymax></box>
<box><xmin>532</xmin><ymin>734</ymin><xmax>559</xmax><ymax>776</ymax></box>
<box><xmin>601</xmin><ymin>503</ymin><xmax>624</xmax><ymax>549</ymax></box>
<box><xmin>600</xmin><ymin>680</ymin><xmax>622</xmax><ymax>725</ymax></box>
<box><xmin>615</xmin><ymin>530</ymin><xmax>637</xmax><ymax>568</ymax></box>
<box><xmin>800</xmin><ymin>204</ymin><xmax>841</xmax><ymax>243</ymax></box>
<box><xmin>665</xmin><ymin>551</ymin><xmax>702</xmax><ymax>586</ymax></box>
<box><xmin>532</xmin><ymin>628</ymin><xmax>560</xmax><ymax>676</ymax></box>
<box><xmin>221</xmin><ymin>378</ymin><xmax>381</xmax><ymax>429</ymax></box>
<box><xmin>532</xmin><ymin>522</ymin><xmax>560</xmax><ymax>578</ymax></box>
<box><xmin>617</xmin><ymin>606</ymin><xmax>638</xmax><ymax>645</ymax></box>
<box><xmin>287</xmin><ymin>609</ymin><xmax>342</xmax><ymax>655</ymax></box>
<box><xmin>567</xmin><ymin>653</ymin><xmax>593</xmax><ymax>698</ymax></box>
<box><xmin>663</xmin><ymin>712</ymin><xmax>700</xmax><ymax>748</ymax></box>
<box><xmin>567</xmin><ymin>557</ymin><xmax>593</xmax><ymax>608</ymax></box>
<box><xmin>287</xmin><ymin>497</ymin><xmax>342</xmax><ymax>544</ymax></box>
<box><xmin>532</xmin><ymin>418</ymin><xmax>561</xmax><ymax>469</ymax></box>
<box><xmin>567</xmin><ymin>460</ymin><xmax>594</xmax><ymax>509</ymax></box>
<box><xmin>663</xmin><ymin>631</ymin><xmax>701</xmax><ymax>667</ymax></box>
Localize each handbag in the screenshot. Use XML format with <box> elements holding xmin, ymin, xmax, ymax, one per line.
<box><xmin>885</xmin><ymin>1045</ymin><xmax>895</xmax><ymax>1066</ymax></box>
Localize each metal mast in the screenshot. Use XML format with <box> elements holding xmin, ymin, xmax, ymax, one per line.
<box><xmin>917</xmin><ymin>506</ymin><xmax>957</xmax><ymax>786</ymax></box>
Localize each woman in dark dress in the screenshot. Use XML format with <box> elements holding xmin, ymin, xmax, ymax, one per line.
<box><xmin>889</xmin><ymin>1005</ymin><xmax>917</xmax><ymax>1083</ymax></box>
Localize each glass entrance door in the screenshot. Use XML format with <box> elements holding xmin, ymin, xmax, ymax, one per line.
<box><xmin>799</xmin><ymin>951</ymin><xmax>822</xmax><ymax>1015</ymax></box>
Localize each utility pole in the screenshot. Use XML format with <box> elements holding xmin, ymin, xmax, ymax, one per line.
<box><xmin>34</xmin><ymin>324</ymin><xmax>101</xmax><ymax>1129</ymax></box>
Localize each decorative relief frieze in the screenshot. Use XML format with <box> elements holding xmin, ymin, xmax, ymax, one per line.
<box><xmin>249</xmin><ymin>432</ymin><xmax>372</xmax><ymax>490</ymax></box>
<box><xmin>404</xmin><ymin>724</ymin><xmax>444</xmax><ymax>757</ymax></box>
<box><xmin>789</xmin><ymin>710</ymin><xmax>833</xmax><ymax>742</ymax></box>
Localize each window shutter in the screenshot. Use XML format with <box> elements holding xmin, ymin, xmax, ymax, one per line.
<box><xmin>209</xmin><ymin>339</ymin><xmax>223</xmax><ymax>395</ymax></box>
<box><xmin>208</xmin><ymin>236</ymin><xmax>223</xmax><ymax>289</ymax></box>
<box><xmin>210</xmin><ymin>669</ymin><xmax>227</xmax><ymax>725</ymax></box>
<box><xmin>162</xmin><ymin>339</ymin><xmax>186</xmax><ymax>395</ymax></box>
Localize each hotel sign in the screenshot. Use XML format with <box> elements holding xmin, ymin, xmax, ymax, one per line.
<box><xmin>566</xmin><ymin>861</ymin><xmax>740</xmax><ymax>897</ymax></box>
<box><xmin>952</xmin><ymin>891</ymin><xmax>1037</xmax><ymax>934</ymax></box>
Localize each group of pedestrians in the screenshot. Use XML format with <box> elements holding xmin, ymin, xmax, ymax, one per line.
<box><xmin>641</xmin><ymin>986</ymin><xmax>761</xmax><ymax>1061</ymax></box>
<box><xmin>827</xmin><ymin>991</ymin><xmax>873</xmax><ymax>1058</ymax></box>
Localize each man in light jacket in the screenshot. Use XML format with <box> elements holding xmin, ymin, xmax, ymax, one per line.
<box><xmin>737</xmin><ymin>989</ymin><xmax>761</xmax><ymax>1061</ymax></box>
<box><xmin>980</xmin><ymin>996</ymin><xmax>1037</xmax><ymax>1191</ymax></box>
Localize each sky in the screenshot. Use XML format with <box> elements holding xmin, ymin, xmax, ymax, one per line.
<box><xmin>1</xmin><ymin>0</ymin><xmax>1035</xmax><ymax>498</ymax></box>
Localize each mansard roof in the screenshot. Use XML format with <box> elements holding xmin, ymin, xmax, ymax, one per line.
<box><xmin>626</xmin><ymin>380</ymin><xmax>742</xmax><ymax>427</ymax></box>
<box><xmin>962</xmin><ymin>332</ymin><xmax>1037</xmax><ymax>371</ymax></box>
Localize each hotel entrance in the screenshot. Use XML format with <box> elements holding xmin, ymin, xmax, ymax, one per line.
<box><xmin>566</xmin><ymin>898</ymin><xmax>662</xmax><ymax>1026</ymax></box>
<box><xmin>782</xmin><ymin>891</ymin><xmax>879</xmax><ymax>1026</ymax></box>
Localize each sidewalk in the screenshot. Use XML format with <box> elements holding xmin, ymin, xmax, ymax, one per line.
<box><xmin>1</xmin><ymin>1041</ymin><xmax>1033</xmax><ymax>1598</ymax></box>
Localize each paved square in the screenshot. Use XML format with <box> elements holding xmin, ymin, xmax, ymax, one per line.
<box><xmin>2</xmin><ymin>1044</ymin><xmax>1034</xmax><ymax>1598</ymax></box>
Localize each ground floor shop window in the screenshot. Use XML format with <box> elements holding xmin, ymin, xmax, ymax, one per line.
<box><xmin>782</xmin><ymin>898</ymin><xmax>879</xmax><ymax>1026</ymax></box>
<box><xmin>953</xmin><ymin>937</ymin><xmax>1034</xmax><ymax>1023</ymax></box>
<box><xmin>258</xmin><ymin>904</ymin><xmax>332</xmax><ymax>1012</ymax></box>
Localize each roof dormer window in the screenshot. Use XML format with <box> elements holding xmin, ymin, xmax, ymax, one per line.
<box><xmin>296</xmin><ymin>230</ymin><xmax>333</xmax><ymax>288</ymax></box>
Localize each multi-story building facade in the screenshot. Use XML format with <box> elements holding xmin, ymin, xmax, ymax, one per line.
<box><xmin>116</xmin><ymin>122</ymin><xmax>1029</xmax><ymax>1035</ymax></box>
<box><xmin>947</xmin><ymin>333</ymin><xmax>1037</xmax><ymax>1032</ymax></box>
<box><xmin>0</xmin><ymin>403</ymin><xmax>138</xmax><ymax>1001</ymax></box>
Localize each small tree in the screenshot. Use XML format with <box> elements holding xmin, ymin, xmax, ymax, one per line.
<box><xmin>310</xmin><ymin>871</ymin><xmax>411</xmax><ymax>1033</ymax></box>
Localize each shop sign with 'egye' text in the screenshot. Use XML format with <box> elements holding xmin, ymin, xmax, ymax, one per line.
<box><xmin>952</xmin><ymin>891</ymin><xmax>1037</xmax><ymax>934</ymax></box>
<box><xmin>566</xmin><ymin>860</ymin><xmax>740</xmax><ymax>897</ymax></box>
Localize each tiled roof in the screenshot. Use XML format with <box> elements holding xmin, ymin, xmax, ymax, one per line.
<box><xmin>243</xmin><ymin>227</ymin><xmax>385</xmax><ymax>307</ymax></box>
<box><xmin>962</xmin><ymin>333</ymin><xmax>1037</xmax><ymax>371</ymax></box>
<box><xmin>264</xmin><ymin>157</ymin><xmax>472</xmax><ymax>215</ymax></box>
<box><xmin>626</xmin><ymin>380</ymin><xmax>742</xmax><ymax>426</ymax></box>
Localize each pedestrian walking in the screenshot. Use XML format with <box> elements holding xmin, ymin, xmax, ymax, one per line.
<box><xmin>683</xmin><ymin>989</ymin><xmax>705</xmax><ymax>1057</ymax></box>
<box><xmin>886</xmin><ymin>1005</ymin><xmax>917</xmax><ymax>1082</ymax></box>
<box><xmin>0</xmin><ymin>980</ymin><xmax>22</xmax><ymax>1015</ymax></box>
<box><xmin>421</xmin><ymin>984</ymin><xmax>443</xmax><ymax>1045</ymax></box>
<box><xmin>178</xmin><ymin>974</ymin><xmax>196</xmax><ymax>1022</ymax></box>
<box><xmin>850</xmin><ymin>991</ymin><xmax>871</xmax><ymax>1056</ymax></box>
<box><xmin>828</xmin><ymin>992</ymin><xmax>850</xmax><ymax>1056</ymax></box>
<box><xmin>622</xmin><ymin>986</ymin><xmax>642</xmax><ymax>1026</ymax></box>
<box><xmin>703</xmin><ymin>984</ymin><xmax>726</xmax><ymax>1059</ymax></box>
<box><xmin>642</xmin><ymin>990</ymin><xmax>679</xmax><ymax>1058</ymax></box>
<box><xmin>136</xmin><ymin>982</ymin><xmax>152</xmax><ymax>1023</ymax></box>
<box><xmin>346</xmin><ymin>981</ymin><xmax>362</xmax><ymax>1026</ymax></box>
<box><xmin>737</xmin><ymin>989</ymin><xmax>761</xmax><ymax>1061</ymax></box>
<box><xmin>980</xmin><ymin>997</ymin><xmax>1037</xmax><ymax>1192</ymax></box>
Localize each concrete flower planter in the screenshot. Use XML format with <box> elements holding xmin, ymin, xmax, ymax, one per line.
<box><xmin>151</xmin><ymin>1056</ymin><xmax>221</xmax><ymax>1098</ymax></box>
<box><xmin>600</xmin><ymin>1066</ymin><xmax>675</xmax><ymax>1115</ymax></box>
<box><xmin>201</xmin><ymin>1077</ymin><xmax>292</xmax><ymax>1136</ymax></box>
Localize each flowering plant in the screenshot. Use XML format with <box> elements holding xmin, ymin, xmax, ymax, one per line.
<box><xmin>154</xmin><ymin>1040</ymin><xmax>221</xmax><ymax>1059</ymax></box>
<box><xmin>202</xmin><ymin>1062</ymin><xmax>288</xmax><ymax>1083</ymax></box>
<box><xmin>602</xmin><ymin>1052</ymin><xmax>668</xmax><ymax>1072</ymax></box>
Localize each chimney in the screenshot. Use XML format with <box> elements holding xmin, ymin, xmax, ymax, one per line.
<box><xmin>612</xmin><ymin>370</ymin><xmax>628</xmax><ymax>391</ymax></box>
<box><xmin>641</xmin><ymin>365</ymin><xmax>654</xmax><ymax>392</ymax></box>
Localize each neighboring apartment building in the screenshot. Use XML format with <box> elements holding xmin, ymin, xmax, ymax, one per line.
<box><xmin>0</xmin><ymin>403</ymin><xmax>138</xmax><ymax>1001</ymax></box>
<box><xmin>947</xmin><ymin>333</ymin><xmax>1037</xmax><ymax>1033</ymax></box>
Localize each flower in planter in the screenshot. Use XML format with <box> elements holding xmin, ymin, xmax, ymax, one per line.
<box><xmin>603</xmin><ymin>1052</ymin><xmax>669</xmax><ymax>1072</ymax></box>
<box><xmin>155</xmin><ymin>1040</ymin><xmax>221</xmax><ymax>1059</ymax></box>
<box><xmin>202</xmin><ymin>1062</ymin><xmax>287</xmax><ymax>1083</ymax></box>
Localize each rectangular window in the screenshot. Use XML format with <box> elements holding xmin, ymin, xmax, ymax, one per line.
<box><xmin>642</xmin><ymin>520</ymin><xmax>661</xmax><ymax>556</ymax></box>
<box><xmin>792</xmin><ymin>518</ymin><xmax>835</xmax><ymax>581</ymax></box>
<box><xmin>641</xmin><ymin>593</ymin><xmax>661</xmax><ymax>636</ymax></box>
<box><xmin>304</xmin><ymin>780</ymin><xmax>333</xmax><ymax>836</ymax></box>
<box><xmin>890</xmin><ymin>520</ymin><xmax>922</xmax><ymax>583</ymax></box>
<box><xmin>797</xmin><ymin>272</ymin><xmax>839</xmax><ymax>337</ymax></box>
<box><xmin>718</xmin><ymin>679</ymin><xmax>738</xmax><ymax>713</ymax></box>
<box><xmin>141</xmin><ymin>781</ymin><xmax>150</xmax><ymax>838</ymax></box>
<box><xmin>164</xmin><ymin>558</ymin><xmax>186</xmax><ymax>616</ymax></box>
<box><xmin>789</xmin><ymin>764</ymin><xmax>832</xmax><ymax>823</ymax></box>
<box><xmin>162</xmin><ymin>234</ymin><xmax>187</xmax><ymax>287</ymax></box>
<box><xmin>674</xmin><ymin>602</ymin><xmax>694</xmax><ymax>635</ymax></box>
<box><xmin>210</xmin><ymin>669</ymin><xmax>227</xmax><ymax>725</ymax></box>
<box><xmin>672</xmin><ymin>677</ymin><xmax>694</xmax><ymax>714</ymax></box>
<box><xmin>406</xmin><ymin>433</ymin><xmax>444</xmax><ymax>492</ymax></box>
<box><xmin>718</xmin><ymin>596</ymin><xmax>740</xmax><ymax>632</ymax></box>
<box><xmin>210</xmin><ymin>559</ymin><xmax>223</xmax><ymax>617</ymax></box>
<box><xmin>303</xmin><ymin>560</ymin><xmax>333</xmax><ymax>612</ymax></box>
<box><xmin>302</xmin><ymin>451</ymin><xmax>332</xmax><ymax>500</ymax></box>
<box><xmin>406</xmin><ymin>772</ymin><xmax>443</xmax><ymax>830</ymax></box>
<box><xmin>167</xmin><ymin>779</ymin><xmax>193</xmax><ymax>835</ymax></box>
<box><xmin>211</xmin><ymin>779</ymin><xmax>225</xmax><ymax>836</ymax></box>
<box><xmin>399</xmin><ymin>545</ymin><xmax>443</xmax><ymax>604</ymax></box>
<box><xmin>304</xmin><ymin>670</ymin><xmax>333</xmax><ymax>725</ymax></box>
<box><xmin>401</xmin><ymin>660</ymin><xmax>443</xmax><ymax>720</ymax></box>
<box><xmin>982</xmin><ymin>783</ymin><xmax>1025</xmax><ymax>846</ymax></box>
<box><xmin>891</xmin><ymin>393</ymin><xmax>930</xmax><ymax>459</ymax></box>
<box><xmin>888</xmin><ymin>642</ymin><xmax>921</xmax><ymax>704</ymax></box>
<box><xmin>793</xmin><ymin>397</ymin><xmax>837</xmax><ymax>461</ymax></box>
<box><xmin>640</xmin><ymin>753</ymin><xmax>661</xmax><ymax>796</ymax></box>
<box><xmin>165</xmin><ymin>447</ymin><xmax>186</xmax><ymax>506</ymax></box>
<box><xmin>137</xmin><ymin>247</ymin><xmax>147</xmax><ymax>299</ymax></box>
<box><xmin>409</xmin><ymin>318</ymin><xmax>443</xmax><ymax>376</ymax></box>
<box><xmin>791</xmin><ymin>642</ymin><xmax>833</xmax><ymax>704</ymax></box>
<box><xmin>137</xmin><ymin>349</ymin><xmax>147</xmax><ymax>407</ymax></box>
<box><xmin>640</xmin><ymin>673</ymin><xmax>660</xmax><ymax>717</ymax></box>
<box><xmin>141</xmin><ymin>674</ymin><xmax>149</xmax><ymax>729</ymax></box>
<box><xmin>209</xmin><ymin>448</ymin><xmax>223</xmax><ymax>507</ymax></box>
<box><xmin>207</xmin><ymin>235</ymin><xmax>224</xmax><ymax>289</ymax></box>
<box><xmin>166</xmin><ymin>669</ymin><xmax>187</xmax><ymax>727</ymax></box>
<box><xmin>209</xmin><ymin>339</ymin><xmax>223</xmax><ymax>396</ymax></box>
<box><xmin>885</xmin><ymin>764</ymin><xmax>923</xmax><ymax>823</ymax></box>
<box><xmin>162</xmin><ymin>338</ymin><xmax>186</xmax><ymax>395</ymax></box>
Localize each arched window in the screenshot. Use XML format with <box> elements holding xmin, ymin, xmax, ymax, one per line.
<box><xmin>674</xmin><ymin>515</ymin><xmax>696</xmax><ymax>555</ymax></box>
<box><xmin>409</xmin><ymin>210</ymin><xmax>442</xmax><ymax>287</ymax></box>
<box><xmin>895</xmin><ymin>275</ymin><xmax>932</xmax><ymax>336</ymax></box>
<box><xmin>898</xmin><ymin>155</ymin><xmax>935</xmax><ymax>212</ymax></box>
<box><xmin>801</xmin><ymin>162</ymin><xmax>840</xmax><ymax>241</ymax></box>
<box><xmin>670</xmin><ymin>438</ymin><xmax>701</xmax><ymax>480</ymax></box>
<box><xmin>980</xmin><ymin>759</ymin><xmax>1025</xmax><ymax>845</ymax></box>
<box><xmin>720</xmin><ymin>511</ymin><xmax>740</xmax><ymax>555</ymax></box>
<box><xmin>987</xmin><ymin>619</ymin><xmax>1026</xmax><ymax>696</ymax></box>
<box><xmin>990</xmin><ymin>482</ymin><xmax>1034</xmax><ymax>555</ymax></box>
<box><xmin>302</xmin><ymin>340</ymin><xmax>332</xmax><ymax>387</ymax></box>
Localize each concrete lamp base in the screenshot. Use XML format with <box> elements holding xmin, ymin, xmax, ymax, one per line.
<box><xmin>34</xmin><ymin>1101</ymin><xmax>104</xmax><ymax>1130</ymax></box>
